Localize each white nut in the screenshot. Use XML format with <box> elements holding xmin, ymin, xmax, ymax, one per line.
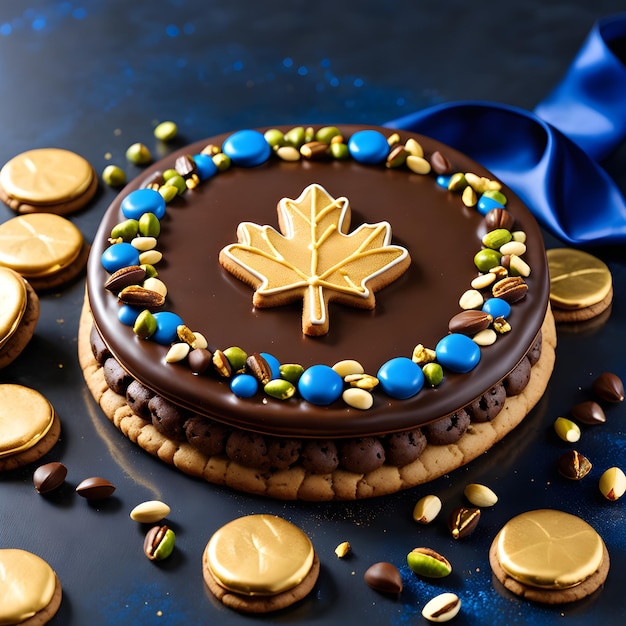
<box><xmin>412</xmin><ymin>494</ymin><xmax>442</xmax><ymax>524</ymax></box>
<box><xmin>406</xmin><ymin>154</ymin><xmax>431</xmax><ymax>175</ymax></box>
<box><xmin>129</xmin><ymin>500</ymin><xmax>171</xmax><ymax>523</ymax></box>
<box><xmin>165</xmin><ymin>342</ymin><xmax>190</xmax><ymax>363</ymax></box>
<box><xmin>599</xmin><ymin>467</ymin><xmax>626</xmax><ymax>501</ymax></box>
<box><xmin>464</xmin><ymin>483</ymin><xmax>498</xmax><ymax>507</ymax></box>
<box><xmin>342</xmin><ymin>387</ymin><xmax>374</xmax><ymax>410</ymax></box>
<box><xmin>332</xmin><ymin>359</ymin><xmax>364</xmax><ymax>378</ymax></box>
<box><xmin>459</xmin><ymin>289</ymin><xmax>484</xmax><ymax>310</ymax></box>
<box><xmin>422</xmin><ymin>592</ymin><xmax>461</xmax><ymax>622</ymax></box>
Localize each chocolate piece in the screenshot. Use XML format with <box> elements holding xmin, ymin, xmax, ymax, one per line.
<box><xmin>33</xmin><ymin>461</ymin><xmax>67</xmax><ymax>494</ymax></box>
<box><xmin>300</xmin><ymin>440</ymin><xmax>339</xmax><ymax>474</ymax></box>
<box><xmin>266</xmin><ymin>437</ymin><xmax>301</xmax><ymax>470</ymax></box>
<box><xmin>339</xmin><ymin>437</ymin><xmax>385</xmax><ymax>474</ymax></box>
<box><xmin>364</xmin><ymin>562</ymin><xmax>403</xmax><ymax>594</ymax></box>
<box><xmin>423</xmin><ymin>409</ymin><xmax>470</xmax><ymax>445</ymax></box>
<box><xmin>557</xmin><ymin>450</ymin><xmax>592</xmax><ymax>480</ymax></box>
<box><xmin>526</xmin><ymin>330</ymin><xmax>542</xmax><ymax>366</ymax></box>
<box><xmin>384</xmin><ymin>429</ymin><xmax>427</xmax><ymax>466</ymax></box>
<box><xmin>103</xmin><ymin>357</ymin><xmax>133</xmax><ymax>395</ymax></box>
<box><xmin>502</xmin><ymin>357</ymin><xmax>531</xmax><ymax>396</ymax></box>
<box><xmin>448</xmin><ymin>506</ymin><xmax>480</xmax><ymax>539</ymax></box>
<box><xmin>225</xmin><ymin>431</ymin><xmax>270</xmax><ymax>469</ymax></box>
<box><xmin>148</xmin><ymin>395</ymin><xmax>189</xmax><ymax>441</ymax></box>
<box><xmin>592</xmin><ymin>372</ymin><xmax>624</xmax><ymax>403</ymax></box>
<box><xmin>570</xmin><ymin>400</ymin><xmax>606</xmax><ymax>425</ymax></box>
<box><xmin>465</xmin><ymin>384</ymin><xmax>506</xmax><ymax>423</ymax></box>
<box><xmin>126</xmin><ymin>380</ymin><xmax>155</xmax><ymax>419</ymax></box>
<box><xmin>90</xmin><ymin>325</ymin><xmax>111</xmax><ymax>365</ymax></box>
<box><xmin>75</xmin><ymin>476</ymin><xmax>116</xmax><ymax>500</ymax></box>
<box><xmin>184</xmin><ymin>416</ymin><xmax>229</xmax><ymax>457</ymax></box>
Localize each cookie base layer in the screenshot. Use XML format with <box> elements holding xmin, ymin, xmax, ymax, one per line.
<box><xmin>25</xmin><ymin>242</ymin><xmax>91</xmax><ymax>293</ymax></box>
<box><xmin>0</xmin><ymin>279</ymin><xmax>39</xmax><ymax>369</ymax></box>
<box><xmin>489</xmin><ymin>535</ymin><xmax>610</xmax><ymax>604</ymax></box>
<box><xmin>0</xmin><ymin>413</ymin><xmax>61</xmax><ymax>472</ymax></box>
<box><xmin>203</xmin><ymin>547</ymin><xmax>320</xmax><ymax>614</ymax></box>
<box><xmin>12</xmin><ymin>574</ymin><xmax>62</xmax><ymax>626</ymax></box>
<box><xmin>78</xmin><ymin>295</ymin><xmax>556</xmax><ymax>500</ymax></box>
<box><xmin>552</xmin><ymin>286</ymin><xmax>613</xmax><ymax>323</ymax></box>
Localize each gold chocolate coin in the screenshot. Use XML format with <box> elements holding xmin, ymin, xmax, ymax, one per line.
<box><xmin>206</xmin><ymin>514</ymin><xmax>314</xmax><ymax>596</ymax></box>
<box><xmin>495</xmin><ymin>509</ymin><xmax>603</xmax><ymax>589</ymax></box>
<box><xmin>0</xmin><ymin>213</ymin><xmax>83</xmax><ymax>278</ymax></box>
<box><xmin>0</xmin><ymin>148</ymin><xmax>94</xmax><ymax>205</ymax></box>
<box><xmin>547</xmin><ymin>248</ymin><xmax>611</xmax><ymax>310</ymax></box>
<box><xmin>0</xmin><ymin>384</ymin><xmax>55</xmax><ymax>458</ymax></box>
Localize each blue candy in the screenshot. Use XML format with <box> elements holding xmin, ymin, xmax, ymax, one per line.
<box><xmin>118</xmin><ymin>304</ymin><xmax>141</xmax><ymax>326</ymax></box>
<box><xmin>121</xmin><ymin>188</ymin><xmax>166</xmax><ymax>220</ymax></box>
<box><xmin>230</xmin><ymin>374</ymin><xmax>259</xmax><ymax>399</ymax></box>
<box><xmin>260</xmin><ymin>352</ymin><xmax>281</xmax><ymax>380</ymax></box>
<box><xmin>482</xmin><ymin>297</ymin><xmax>511</xmax><ymax>319</ymax></box>
<box><xmin>348</xmin><ymin>130</ymin><xmax>389</xmax><ymax>164</ymax></box>
<box><xmin>476</xmin><ymin>195</ymin><xmax>505</xmax><ymax>216</ymax></box>
<box><xmin>298</xmin><ymin>364</ymin><xmax>343</xmax><ymax>405</ymax></box>
<box><xmin>151</xmin><ymin>311</ymin><xmax>184</xmax><ymax>345</ymax></box>
<box><xmin>193</xmin><ymin>153</ymin><xmax>218</xmax><ymax>180</ymax></box>
<box><xmin>436</xmin><ymin>334</ymin><xmax>481</xmax><ymax>373</ymax></box>
<box><xmin>101</xmin><ymin>242</ymin><xmax>140</xmax><ymax>273</ymax></box>
<box><xmin>377</xmin><ymin>357</ymin><xmax>424</xmax><ymax>399</ymax></box>
<box><xmin>436</xmin><ymin>175</ymin><xmax>452</xmax><ymax>189</ymax></box>
<box><xmin>222</xmin><ymin>130</ymin><xmax>271</xmax><ymax>167</ymax></box>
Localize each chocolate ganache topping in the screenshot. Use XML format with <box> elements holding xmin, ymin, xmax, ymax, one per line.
<box><xmin>88</xmin><ymin>125</ymin><xmax>549</xmax><ymax>438</ymax></box>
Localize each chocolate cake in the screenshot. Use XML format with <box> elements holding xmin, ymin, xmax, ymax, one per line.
<box><xmin>79</xmin><ymin>125</ymin><xmax>556</xmax><ymax>500</ymax></box>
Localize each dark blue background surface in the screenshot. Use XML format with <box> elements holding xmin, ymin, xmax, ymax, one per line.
<box><xmin>1</xmin><ymin>1</ymin><xmax>625</xmax><ymax>624</ymax></box>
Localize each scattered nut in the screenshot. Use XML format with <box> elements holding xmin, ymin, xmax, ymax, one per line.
<box><xmin>570</xmin><ymin>401</ymin><xmax>606</xmax><ymax>425</ymax></box>
<box><xmin>334</xmin><ymin>541</ymin><xmax>351</xmax><ymax>558</ymax></box>
<box><xmin>599</xmin><ymin>466</ymin><xmax>626</xmax><ymax>501</ymax></box>
<box><xmin>130</xmin><ymin>500</ymin><xmax>171</xmax><ymax>524</ymax></box>
<box><xmin>448</xmin><ymin>506</ymin><xmax>480</xmax><ymax>539</ymax></box>
<box><xmin>412</xmin><ymin>495</ymin><xmax>442</xmax><ymax>524</ymax></box>
<box><xmin>422</xmin><ymin>592</ymin><xmax>461</xmax><ymax>623</ymax></box>
<box><xmin>554</xmin><ymin>417</ymin><xmax>581</xmax><ymax>443</ymax></box>
<box><xmin>407</xmin><ymin>547</ymin><xmax>452</xmax><ymax>578</ymax></box>
<box><xmin>464</xmin><ymin>483</ymin><xmax>498</xmax><ymax>507</ymax></box>
<box><xmin>557</xmin><ymin>450</ymin><xmax>592</xmax><ymax>480</ymax></box>
<box><xmin>144</xmin><ymin>524</ymin><xmax>176</xmax><ymax>561</ymax></box>
<box><xmin>592</xmin><ymin>372</ymin><xmax>624</xmax><ymax>403</ymax></box>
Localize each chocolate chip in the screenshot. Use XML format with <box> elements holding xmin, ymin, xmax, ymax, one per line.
<box><xmin>364</xmin><ymin>562</ymin><xmax>403</xmax><ymax>594</ymax></box>
<box><xmin>592</xmin><ymin>372</ymin><xmax>624</xmax><ymax>403</ymax></box>
<box><xmin>75</xmin><ymin>477</ymin><xmax>116</xmax><ymax>500</ymax></box>
<box><xmin>570</xmin><ymin>400</ymin><xmax>606</xmax><ymax>425</ymax></box>
<box><xmin>33</xmin><ymin>461</ymin><xmax>67</xmax><ymax>494</ymax></box>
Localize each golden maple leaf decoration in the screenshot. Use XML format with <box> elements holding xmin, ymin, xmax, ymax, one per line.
<box><xmin>219</xmin><ymin>183</ymin><xmax>411</xmax><ymax>336</ymax></box>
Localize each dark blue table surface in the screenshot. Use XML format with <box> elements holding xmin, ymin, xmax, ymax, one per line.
<box><xmin>1</xmin><ymin>1</ymin><xmax>626</xmax><ymax>624</ymax></box>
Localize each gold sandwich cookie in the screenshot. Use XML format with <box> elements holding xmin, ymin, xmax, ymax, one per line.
<box><xmin>547</xmin><ymin>248</ymin><xmax>612</xmax><ymax>323</ymax></box>
<box><xmin>0</xmin><ymin>147</ymin><xmax>97</xmax><ymax>215</ymax></box>
<box><xmin>203</xmin><ymin>514</ymin><xmax>320</xmax><ymax>613</ymax></box>
<box><xmin>0</xmin><ymin>549</ymin><xmax>62</xmax><ymax>625</ymax></box>
<box><xmin>489</xmin><ymin>509</ymin><xmax>610</xmax><ymax>604</ymax></box>
<box><xmin>0</xmin><ymin>267</ymin><xmax>39</xmax><ymax>368</ymax></box>
<box><xmin>0</xmin><ymin>213</ymin><xmax>89</xmax><ymax>291</ymax></box>
<box><xmin>0</xmin><ymin>384</ymin><xmax>61</xmax><ymax>471</ymax></box>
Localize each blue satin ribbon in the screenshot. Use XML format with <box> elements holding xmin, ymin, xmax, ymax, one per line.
<box><xmin>386</xmin><ymin>14</ymin><xmax>626</xmax><ymax>246</ymax></box>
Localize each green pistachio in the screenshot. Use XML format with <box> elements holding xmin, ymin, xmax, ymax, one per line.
<box><xmin>482</xmin><ymin>188</ymin><xmax>508</xmax><ymax>205</ymax></box>
<box><xmin>212</xmin><ymin>152</ymin><xmax>231</xmax><ymax>171</ymax></box>
<box><xmin>279</xmin><ymin>363</ymin><xmax>305</xmax><ymax>385</ymax></box>
<box><xmin>140</xmin><ymin>264</ymin><xmax>158</xmax><ymax>279</ymax></box>
<box><xmin>158</xmin><ymin>184</ymin><xmax>179</xmax><ymax>203</ymax></box>
<box><xmin>125</xmin><ymin>142</ymin><xmax>153</xmax><ymax>165</ymax></box>
<box><xmin>264</xmin><ymin>379</ymin><xmax>296</xmax><ymax>400</ymax></box>
<box><xmin>474</xmin><ymin>248</ymin><xmax>502</xmax><ymax>272</ymax></box>
<box><xmin>315</xmin><ymin>126</ymin><xmax>341</xmax><ymax>144</ymax></box>
<box><xmin>223</xmin><ymin>346</ymin><xmax>248</xmax><ymax>374</ymax></box>
<box><xmin>407</xmin><ymin>548</ymin><xmax>452</xmax><ymax>578</ymax></box>
<box><xmin>133</xmin><ymin>309</ymin><xmax>157</xmax><ymax>339</ymax></box>
<box><xmin>330</xmin><ymin>142</ymin><xmax>349</xmax><ymax>160</ymax></box>
<box><xmin>263</xmin><ymin>129</ymin><xmax>285</xmax><ymax>149</ymax></box>
<box><xmin>482</xmin><ymin>229</ymin><xmax>512</xmax><ymax>250</ymax></box>
<box><xmin>154</xmin><ymin>121</ymin><xmax>178</xmax><ymax>142</ymax></box>
<box><xmin>447</xmin><ymin>172</ymin><xmax>467</xmax><ymax>192</ymax></box>
<box><xmin>102</xmin><ymin>164</ymin><xmax>126</xmax><ymax>187</ymax></box>
<box><xmin>138</xmin><ymin>212</ymin><xmax>161</xmax><ymax>238</ymax></box>
<box><xmin>422</xmin><ymin>362</ymin><xmax>443</xmax><ymax>387</ymax></box>
<box><xmin>284</xmin><ymin>126</ymin><xmax>306</xmax><ymax>148</ymax></box>
<box><xmin>110</xmin><ymin>219</ymin><xmax>139</xmax><ymax>242</ymax></box>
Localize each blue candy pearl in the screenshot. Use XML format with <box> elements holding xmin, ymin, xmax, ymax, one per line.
<box><xmin>193</xmin><ymin>153</ymin><xmax>218</xmax><ymax>180</ymax></box>
<box><xmin>118</xmin><ymin>304</ymin><xmax>141</xmax><ymax>326</ymax></box>
<box><xmin>121</xmin><ymin>188</ymin><xmax>166</xmax><ymax>220</ymax></box>
<box><xmin>436</xmin><ymin>334</ymin><xmax>481</xmax><ymax>373</ymax></box>
<box><xmin>436</xmin><ymin>175</ymin><xmax>452</xmax><ymax>189</ymax></box>
<box><xmin>260</xmin><ymin>352</ymin><xmax>281</xmax><ymax>380</ymax></box>
<box><xmin>482</xmin><ymin>297</ymin><xmax>511</xmax><ymax>319</ymax></box>
<box><xmin>222</xmin><ymin>130</ymin><xmax>271</xmax><ymax>167</ymax></box>
<box><xmin>151</xmin><ymin>311</ymin><xmax>184</xmax><ymax>345</ymax></box>
<box><xmin>476</xmin><ymin>195</ymin><xmax>505</xmax><ymax>216</ymax></box>
<box><xmin>348</xmin><ymin>130</ymin><xmax>389</xmax><ymax>164</ymax></box>
<box><xmin>298</xmin><ymin>364</ymin><xmax>343</xmax><ymax>406</ymax></box>
<box><xmin>101</xmin><ymin>242</ymin><xmax>140</xmax><ymax>273</ymax></box>
<box><xmin>230</xmin><ymin>374</ymin><xmax>259</xmax><ymax>399</ymax></box>
<box><xmin>377</xmin><ymin>357</ymin><xmax>424</xmax><ymax>399</ymax></box>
